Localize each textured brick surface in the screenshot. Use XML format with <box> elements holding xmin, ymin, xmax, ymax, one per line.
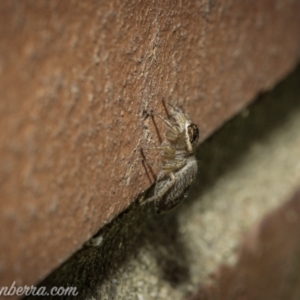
<box><xmin>0</xmin><ymin>0</ymin><xmax>300</xmax><ymax>288</ymax></box>
<box><xmin>188</xmin><ymin>188</ymin><xmax>300</xmax><ymax>300</ymax></box>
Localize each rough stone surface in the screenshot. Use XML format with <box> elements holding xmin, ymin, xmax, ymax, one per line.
<box><xmin>0</xmin><ymin>0</ymin><xmax>300</xmax><ymax>289</ymax></box>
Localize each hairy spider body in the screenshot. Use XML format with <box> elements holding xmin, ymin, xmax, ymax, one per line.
<box><xmin>154</xmin><ymin>155</ymin><xmax>198</xmax><ymax>212</ymax></box>
<box><xmin>142</xmin><ymin>102</ymin><xmax>199</xmax><ymax>214</ymax></box>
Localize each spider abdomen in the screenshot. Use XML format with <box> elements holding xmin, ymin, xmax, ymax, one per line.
<box><xmin>154</xmin><ymin>156</ymin><xmax>198</xmax><ymax>213</ymax></box>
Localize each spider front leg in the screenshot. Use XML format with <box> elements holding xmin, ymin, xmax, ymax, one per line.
<box><xmin>156</xmin><ymin>114</ymin><xmax>180</xmax><ymax>142</ymax></box>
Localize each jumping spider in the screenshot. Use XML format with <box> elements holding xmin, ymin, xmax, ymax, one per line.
<box><xmin>141</xmin><ymin>101</ymin><xmax>199</xmax><ymax>213</ymax></box>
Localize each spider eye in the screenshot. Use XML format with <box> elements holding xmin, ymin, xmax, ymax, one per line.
<box><xmin>187</xmin><ymin>123</ymin><xmax>199</xmax><ymax>144</ymax></box>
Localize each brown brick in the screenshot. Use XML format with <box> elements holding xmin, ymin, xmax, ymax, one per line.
<box><xmin>0</xmin><ymin>0</ymin><xmax>299</xmax><ymax>289</ymax></box>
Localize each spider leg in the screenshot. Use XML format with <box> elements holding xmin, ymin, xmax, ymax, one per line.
<box><xmin>157</xmin><ymin>114</ymin><xmax>179</xmax><ymax>134</ymax></box>
<box><xmin>161</xmin><ymin>98</ymin><xmax>180</xmax><ymax>114</ymax></box>
<box><xmin>165</xmin><ymin>101</ymin><xmax>180</xmax><ymax>111</ymax></box>
<box><xmin>142</xmin><ymin>145</ymin><xmax>174</xmax><ymax>152</ymax></box>
<box><xmin>140</xmin><ymin>173</ymin><xmax>176</xmax><ymax>204</ymax></box>
<box><xmin>140</xmin><ymin>148</ymin><xmax>161</xmax><ymax>168</ymax></box>
<box><xmin>142</xmin><ymin>158</ymin><xmax>161</xmax><ymax>168</ymax></box>
<box><xmin>162</xmin><ymin>158</ymin><xmax>187</xmax><ymax>173</ymax></box>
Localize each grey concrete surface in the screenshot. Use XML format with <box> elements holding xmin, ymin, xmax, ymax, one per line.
<box><xmin>32</xmin><ymin>64</ymin><xmax>300</xmax><ymax>300</ymax></box>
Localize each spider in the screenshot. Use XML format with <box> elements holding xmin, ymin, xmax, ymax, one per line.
<box><xmin>141</xmin><ymin>100</ymin><xmax>199</xmax><ymax>213</ymax></box>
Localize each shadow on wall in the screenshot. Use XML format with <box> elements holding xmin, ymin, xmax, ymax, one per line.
<box><xmin>27</xmin><ymin>64</ymin><xmax>300</xmax><ymax>299</ymax></box>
